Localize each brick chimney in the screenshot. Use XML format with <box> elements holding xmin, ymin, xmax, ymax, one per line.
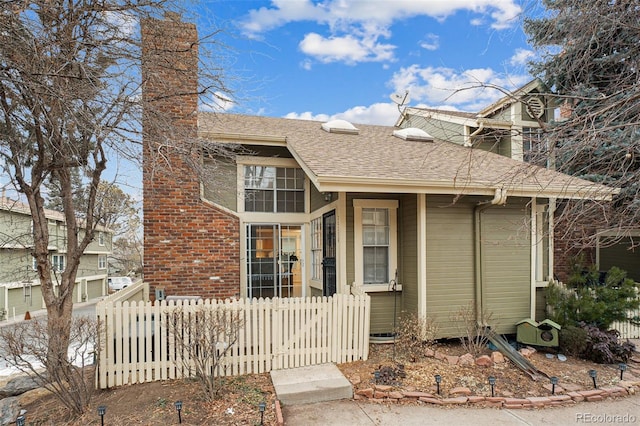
<box><xmin>141</xmin><ymin>14</ymin><xmax>240</xmax><ymax>299</ymax></box>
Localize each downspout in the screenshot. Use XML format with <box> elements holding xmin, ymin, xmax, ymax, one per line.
<box><xmin>474</xmin><ymin>188</ymin><xmax>507</xmax><ymax>324</ymax></box>
<box><xmin>464</xmin><ymin>121</ymin><xmax>485</xmax><ymax>147</ymax></box>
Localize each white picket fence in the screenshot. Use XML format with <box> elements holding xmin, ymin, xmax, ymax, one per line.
<box><xmin>95</xmin><ymin>294</ymin><xmax>370</xmax><ymax>389</ymax></box>
<box><xmin>613</xmin><ymin>306</ymin><xmax>640</xmax><ymax>339</ymax></box>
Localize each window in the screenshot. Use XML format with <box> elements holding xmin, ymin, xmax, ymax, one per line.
<box><xmin>51</xmin><ymin>254</ymin><xmax>65</xmax><ymax>272</ymax></box>
<box><xmin>98</xmin><ymin>231</ymin><xmax>105</xmax><ymax>246</ymax></box>
<box><xmin>98</xmin><ymin>254</ymin><xmax>107</xmax><ymax>270</ymax></box>
<box><xmin>354</xmin><ymin>200</ymin><xmax>398</xmax><ymax>290</ymax></box>
<box><xmin>244</xmin><ymin>166</ymin><xmax>305</xmax><ymax>213</ymax></box>
<box><xmin>523</xmin><ymin>127</ymin><xmax>547</xmax><ymax>165</ymax></box>
<box><xmin>311</xmin><ymin>217</ymin><xmax>322</xmax><ymax>280</ymax></box>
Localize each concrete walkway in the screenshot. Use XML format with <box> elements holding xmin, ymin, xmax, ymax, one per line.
<box><xmin>283</xmin><ymin>394</ymin><xmax>640</xmax><ymax>425</ymax></box>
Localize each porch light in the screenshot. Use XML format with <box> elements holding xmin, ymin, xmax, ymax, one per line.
<box><xmin>259</xmin><ymin>401</ymin><xmax>266</xmax><ymax>425</ymax></box>
<box><xmin>97</xmin><ymin>406</ymin><xmax>106</xmax><ymax>426</ymax></box>
<box><xmin>550</xmin><ymin>376</ymin><xmax>558</xmax><ymax>395</ymax></box>
<box><xmin>323</xmin><ymin>192</ymin><xmax>333</xmax><ymax>202</ymax></box>
<box><xmin>434</xmin><ymin>374</ymin><xmax>442</xmax><ymax>395</ymax></box>
<box><xmin>589</xmin><ymin>370</ymin><xmax>597</xmax><ymax>389</ymax></box>
<box><xmin>619</xmin><ymin>363</ymin><xmax>627</xmax><ymax>380</ymax></box>
<box><xmin>175</xmin><ymin>400</ymin><xmax>183</xmax><ymax>424</ymax></box>
<box><xmin>488</xmin><ymin>376</ymin><xmax>496</xmax><ymax>397</ymax></box>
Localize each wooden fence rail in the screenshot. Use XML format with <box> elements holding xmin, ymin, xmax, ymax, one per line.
<box><xmin>95</xmin><ymin>294</ymin><xmax>370</xmax><ymax>389</ymax></box>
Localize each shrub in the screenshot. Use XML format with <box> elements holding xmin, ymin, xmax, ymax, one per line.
<box><xmin>546</xmin><ymin>264</ymin><xmax>639</xmax><ymax>330</ymax></box>
<box><xmin>395</xmin><ymin>312</ymin><xmax>438</xmax><ymax>362</ymax></box>
<box><xmin>0</xmin><ymin>316</ymin><xmax>99</xmax><ymax>416</ymax></box>
<box><xmin>558</xmin><ymin>325</ymin><xmax>588</xmax><ymax>356</ymax></box>
<box><xmin>580</xmin><ymin>323</ymin><xmax>636</xmax><ymax>364</ymax></box>
<box><xmin>451</xmin><ymin>302</ymin><xmax>494</xmax><ymax>357</ymax></box>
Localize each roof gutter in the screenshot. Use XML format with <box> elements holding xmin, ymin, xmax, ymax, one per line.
<box><xmin>464</xmin><ymin>122</ymin><xmax>485</xmax><ymax>148</ymax></box>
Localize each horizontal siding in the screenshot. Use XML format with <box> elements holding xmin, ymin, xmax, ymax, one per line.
<box><xmin>369</xmin><ymin>292</ymin><xmax>401</xmax><ymax>334</ymax></box>
<box><xmin>481</xmin><ymin>202</ymin><xmax>531</xmax><ymax>334</ymax></box>
<box><xmin>400</xmin><ymin>195</ymin><xmax>418</xmax><ymax>315</ymax></box>
<box><xmin>426</xmin><ymin>196</ymin><xmax>475</xmax><ymax>338</ymax></box>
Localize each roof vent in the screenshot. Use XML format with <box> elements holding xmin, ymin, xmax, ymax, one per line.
<box><xmin>393</xmin><ymin>127</ymin><xmax>434</xmax><ymax>142</ymax></box>
<box><xmin>321</xmin><ymin>119</ymin><xmax>359</xmax><ymax>134</ymax></box>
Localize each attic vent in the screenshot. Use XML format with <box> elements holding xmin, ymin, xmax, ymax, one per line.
<box><xmin>393</xmin><ymin>127</ymin><xmax>434</xmax><ymax>142</ymax></box>
<box><xmin>321</xmin><ymin>119</ymin><xmax>359</xmax><ymax>134</ymax></box>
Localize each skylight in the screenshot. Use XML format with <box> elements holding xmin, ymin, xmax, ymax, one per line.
<box><xmin>321</xmin><ymin>119</ymin><xmax>359</xmax><ymax>134</ymax></box>
<box><xmin>392</xmin><ymin>127</ymin><xmax>434</xmax><ymax>142</ymax></box>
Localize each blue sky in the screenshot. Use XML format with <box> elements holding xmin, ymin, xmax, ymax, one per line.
<box><xmin>2</xmin><ymin>0</ymin><xmax>542</xmax><ymax>201</ymax></box>
<box><xmin>199</xmin><ymin>0</ymin><xmax>538</xmax><ymax>125</ymax></box>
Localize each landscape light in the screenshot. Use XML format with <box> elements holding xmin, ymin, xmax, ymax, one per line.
<box><xmin>550</xmin><ymin>376</ymin><xmax>558</xmax><ymax>395</ymax></box>
<box><xmin>175</xmin><ymin>400</ymin><xmax>183</xmax><ymax>424</ymax></box>
<box><xmin>619</xmin><ymin>363</ymin><xmax>627</xmax><ymax>380</ymax></box>
<box><xmin>488</xmin><ymin>376</ymin><xmax>496</xmax><ymax>397</ymax></box>
<box><xmin>97</xmin><ymin>406</ymin><xmax>106</xmax><ymax>426</ymax></box>
<box><xmin>434</xmin><ymin>374</ymin><xmax>442</xmax><ymax>395</ymax></box>
<box><xmin>259</xmin><ymin>401</ymin><xmax>266</xmax><ymax>425</ymax></box>
<box><xmin>589</xmin><ymin>370</ymin><xmax>597</xmax><ymax>389</ymax></box>
<box><xmin>15</xmin><ymin>416</ymin><xmax>25</xmax><ymax>426</ymax></box>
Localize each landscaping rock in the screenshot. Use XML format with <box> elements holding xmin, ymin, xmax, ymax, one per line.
<box><xmin>449</xmin><ymin>387</ymin><xmax>472</xmax><ymax>396</ymax></box>
<box><xmin>388</xmin><ymin>391</ymin><xmax>404</xmax><ymax>399</ymax></box>
<box><xmin>0</xmin><ymin>397</ymin><xmax>20</xmax><ymax>426</ymax></box>
<box><xmin>491</xmin><ymin>351</ymin><xmax>505</xmax><ymax>364</ymax></box>
<box><xmin>419</xmin><ymin>396</ymin><xmax>443</xmax><ymax>405</ymax></box>
<box><xmin>458</xmin><ymin>353</ymin><xmax>475</xmax><ymax>366</ymax></box>
<box><xmin>402</xmin><ymin>391</ymin><xmax>434</xmax><ymax>399</ymax></box>
<box><xmin>0</xmin><ymin>375</ymin><xmax>42</xmax><ymax>397</ymax></box>
<box><xmin>348</xmin><ymin>375</ymin><xmax>361</xmax><ymax>386</ymax></box>
<box><xmin>424</xmin><ymin>348</ymin><xmax>435</xmax><ymax>357</ymax></box>
<box><xmin>374</xmin><ymin>384</ymin><xmax>392</xmax><ymax>392</ymax></box>
<box><xmin>519</xmin><ymin>347</ymin><xmax>536</xmax><ymax>357</ymax></box>
<box><xmin>356</xmin><ymin>388</ymin><xmax>374</xmax><ymax>398</ymax></box>
<box><xmin>445</xmin><ymin>355</ymin><xmax>459</xmax><ymax>365</ymax></box>
<box><xmin>475</xmin><ymin>355</ymin><xmax>493</xmax><ymax>367</ymax></box>
<box><xmin>443</xmin><ymin>396</ymin><xmax>468</xmax><ymax>404</ymax></box>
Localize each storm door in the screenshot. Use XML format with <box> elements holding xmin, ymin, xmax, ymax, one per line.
<box><xmin>322</xmin><ymin>210</ymin><xmax>337</xmax><ymax>296</ymax></box>
<box><xmin>246</xmin><ymin>224</ymin><xmax>302</xmax><ymax>298</ymax></box>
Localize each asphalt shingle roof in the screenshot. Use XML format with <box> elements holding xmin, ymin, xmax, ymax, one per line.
<box><xmin>199</xmin><ymin>113</ymin><xmax>615</xmax><ymax>200</ymax></box>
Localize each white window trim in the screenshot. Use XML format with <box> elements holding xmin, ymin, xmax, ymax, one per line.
<box><xmin>236</xmin><ymin>157</ymin><xmax>307</xmax><ymax>215</ymax></box>
<box><xmin>51</xmin><ymin>254</ymin><xmax>66</xmax><ymax>272</ymax></box>
<box><xmin>98</xmin><ymin>254</ymin><xmax>107</xmax><ymax>270</ymax></box>
<box><xmin>353</xmin><ymin>199</ymin><xmax>399</xmax><ymax>292</ymax></box>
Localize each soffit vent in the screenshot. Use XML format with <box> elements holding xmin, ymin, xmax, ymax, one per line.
<box><xmin>321</xmin><ymin>119</ymin><xmax>359</xmax><ymax>134</ymax></box>
<box><xmin>393</xmin><ymin>127</ymin><xmax>434</xmax><ymax>142</ymax></box>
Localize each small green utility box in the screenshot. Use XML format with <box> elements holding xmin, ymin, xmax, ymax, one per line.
<box><xmin>516</xmin><ymin>318</ymin><xmax>561</xmax><ymax>347</ymax></box>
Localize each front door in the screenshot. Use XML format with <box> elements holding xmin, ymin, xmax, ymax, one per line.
<box><xmin>322</xmin><ymin>210</ymin><xmax>336</xmax><ymax>296</ymax></box>
<box><xmin>246</xmin><ymin>224</ymin><xmax>302</xmax><ymax>298</ymax></box>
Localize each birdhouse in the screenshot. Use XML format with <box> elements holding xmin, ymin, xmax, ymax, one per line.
<box><xmin>516</xmin><ymin>318</ymin><xmax>561</xmax><ymax>347</ymax></box>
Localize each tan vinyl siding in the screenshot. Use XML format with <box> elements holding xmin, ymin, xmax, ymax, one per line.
<box><xmin>370</xmin><ymin>292</ymin><xmax>401</xmax><ymax>334</ymax></box>
<box><xmin>310</xmin><ymin>184</ymin><xmax>333</xmax><ymax>212</ymax></box>
<box><xmin>535</xmin><ymin>288</ymin><xmax>546</xmax><ymax>322</ymax></box>
<box><xmin>426</xmin><ymin>196</ymin><xmax>476</xmax><ymax>338</ymax></box>
<box><xmin>7</xmin><ymin>283</ymin><xmax>43</xmax><ymax>314</ymax></box>
<box><xmin>400</xmin><ymin>194</ymin><xmax>418</xmax><ymax>315</ymax></box>
<box><xmin>202</xmin><ymin>159</ymin><xmax>238</xmax><ymax>211</ymax></box>
<box><xmin>309</xmin><ymin>287</ymin><xmax>322</xmax><ymax>298</ymax></box>
<box><xmin>480</xmin><ymin>200</ymin><xmax>531</xmax><ymax>334</ymax></box>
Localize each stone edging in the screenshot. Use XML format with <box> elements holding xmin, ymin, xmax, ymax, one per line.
<box><xmin>353</xmin><ymin>381</ymin><xmax>639</xmax><ymax>408</ymax></box>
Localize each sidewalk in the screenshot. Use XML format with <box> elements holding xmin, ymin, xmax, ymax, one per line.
<box><xmin>283</xmin><ymin>394</ymin><xmax>640</xmax><ymax>425</ymax></box>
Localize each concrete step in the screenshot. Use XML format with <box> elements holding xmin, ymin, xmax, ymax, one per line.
<box><xmin>270</xmin><ymin>363</ymin><xmax>353</xmax><ymax>405</ymax></box>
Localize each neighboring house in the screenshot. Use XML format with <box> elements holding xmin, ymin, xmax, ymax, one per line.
<box><xmin>141</xmin><ymin>15</ymin><xmax>616</xmax><ymax>337</ymax></box>
<box><xmin>0</xmin><ymin>196</ymin><xmax>111</xmax><ymax>320</ymax></box>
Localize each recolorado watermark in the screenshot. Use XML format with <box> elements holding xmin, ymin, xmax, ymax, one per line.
<box><xmin>576</xmin><ymin>413</ymin><xmax>637</xmax><ymax>423</ymax></box>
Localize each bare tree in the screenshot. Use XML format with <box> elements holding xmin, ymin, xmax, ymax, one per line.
<box><xmin>0</xmin><ymin>1</ymin><xmax>233</xmax><ymax>412</ymax></box>
<box><xmin>524</xmin><ymin>1</ymin><xmax>640</xmax><ymax>248</ymax></box>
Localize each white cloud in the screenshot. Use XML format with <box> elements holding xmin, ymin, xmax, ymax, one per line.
<box><xmin>239</xmin><ymin>0</ymin><xmax>522</xmax><ymax>64</ymax></box>
<box><xmin>299</xmin><ymin>33</ymin><xmax>395</xmax><ymax>65</ymax></box>
<box><xmin>389</xmin><ymin>65</ymin><xmax>530</xmax><ymax>111</ymax></box>
<box><xmin>419</xmin><ymin>34</ymin><xmax>440</xmax><ymax>51</ymax></box>
<box><xmin>510</xmin><ymin>48</ymin><xmax>535</xmax><ymax>66</ymax></box>
<box><xmin>285</xmin><ymin>102</ymin><xmax>402</xmax><ymax>126</ymax></box>
<box><xmin>200</xmin><ymin>92</ymin><xmax>235</xmax><ymax>112</ymax></box>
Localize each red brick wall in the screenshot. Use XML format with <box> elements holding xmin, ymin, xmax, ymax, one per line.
<box><xmin>553</xmin><ymin>201</ymin><xmax>597</xmax><ymax>283</ymax></box>
<box><xmin>141</xmin><ymin>14</ymin><xmax>240</xmax><ymax>299</ymax></box>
